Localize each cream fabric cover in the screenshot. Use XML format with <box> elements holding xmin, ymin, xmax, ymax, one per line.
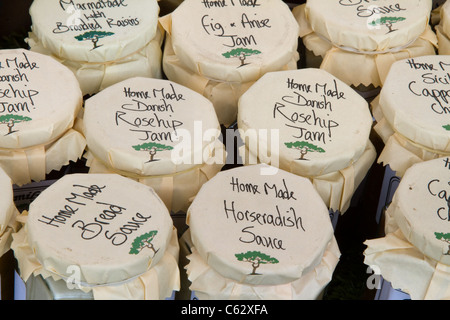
<box><xmin>12</xmin><ymin>173</ymin><xmax>180</xmax><ymax>300</ymax></box>
<box><xmin>294</xmin><ymin>3</ymin><xmax>437</xmax><ymax>88</ymax></box>
<box><xmin>372</xmin><ymin>55</ymin><xmax>450</xmax><ymax>177</ymax></box>
<box><xmin>364</xmin><ymin>158</ymin><xmax>450</xmax><ymax>300</ymax></box>
<box><xmin>0</xmin><ymin>167</ymin><xmax>20</xmax><ymax>257</ymax></box>
<box><xmin>184</xmin><ymin>164</ymin><xmax>340</xmax><ymax>299</ymax></box>
<box><xmin>237</xmin><ymin>68</ymin><xmax>375</xmax><ymax>213</ymax></box>
<box><xmin>0</xmin><ymin>49</ymin><xmax>86</xmax><ymax>186</ymax></box>
<box><xmin>159</xmin><ymin>0</ymin><xmax>300</xmax><ymax>126</ymax></box>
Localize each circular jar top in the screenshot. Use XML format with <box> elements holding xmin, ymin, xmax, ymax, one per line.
<box><xmin>0</xmin><ymin>49</ymin><xmax>82</xmax><ymax>149</ymax></box>
<box><xmin>26</xmin><ymin>173</ymin><xmax>173</xmax><ymax>285</ymax></box>
<box><xmin>83</xmin><ymin>77</ymin><xmax>221</xmax><ymax>176</ymax></box>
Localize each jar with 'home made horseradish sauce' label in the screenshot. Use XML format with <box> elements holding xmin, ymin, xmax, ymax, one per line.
<box><xmin>293</xmin><ymin>0</ymin><xmax>437</xmax><ymax>99</ymax></box>
<box><xmin>27</xmin><ymin>0</ymin><xmax>164</xmax><ymax>96</ymax></box>
<box><xmin>82</xmin><ymin>77</ymin><xmax>226</xmax><ymax>214</ymax></box>
<box><xmin>160</xmin><ymin>0</ymin><xmax>300</xmax><ymax>127</ymax></box>
<box><xmin>0</xmin><ymin>49</ymin><xmax>86</xmax><ymax>186</ymax></box>
<box><xmin>11</xmin><ymin>173</ymin><xmax>180</xmax><ymax>300</ymax></box>
<box><xmin>180</xmin><ymin>164</ymin><xmax>340</xmax><ymax>300</ymax></box>
<box><xmin>364</xmin><ymin>157</ymin><xmax>450</xmax><ymax>300</ymax></box>
<box><xmin>237</xmin><ymin>69</ymin><xmax>376</xmax><ymax>218</ymax></box>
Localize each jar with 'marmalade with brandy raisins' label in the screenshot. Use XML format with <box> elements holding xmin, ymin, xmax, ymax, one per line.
<box><xmin>294</xmin><ymin>0</ymin><xmax>436</xmax><ymax>99</ymax></box>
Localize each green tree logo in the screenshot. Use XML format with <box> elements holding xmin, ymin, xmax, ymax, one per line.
<box><xmin>132</xmin><ymin>142</ymin><xmax>174</xmax><ymax>162</ymax></box>
<box><xmin>435</xmin><ymin>232</ymin><xmax>450</xmax><ymax>255</ymax></box>
<box><xmin>222</xmin><ymin>48</ymin><xmax>261</xmax><ymax>67</ymax></box>
<box><xmin>369</xmin><ymin>17</ymin><xmax>406</xmax><ymax>34</ymax></box>
<box><xmin>0</xmin><ymin>114</ymin><xmax>32</xmax><ymax>135</ymax></box>
<box><xmin>285</xmin><ymin>141</ymin><xmax>325</xmax><ymax>161</ymax></box>
<box><xmin>74</xmin><ymin>31</ymin><xmax>114</xmax><ymax>50</ymax></box>
<box><xmin>443</xmin><ymin>124</ymin><xmax>450</xmax><ymax>131</ymax></box>
<box><xmin>235</xmin><ymin>251</ymin><xmax>279</xmax><ymax>275</ymax></box>
<box><xmin>129</xmin><ymin>230</ymin><xmax>159</xmax><ymax>255</ymax></box>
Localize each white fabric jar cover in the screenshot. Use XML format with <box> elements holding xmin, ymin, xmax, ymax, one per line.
<box><xmin>27</xmin><ymin>0</ymin><xmax>164</xmax><ymax>96</ymax></box>
<box><xmin>0</xmin><ymin>49</ymin><xmax>86</xmax><ymax>186</ymax></box>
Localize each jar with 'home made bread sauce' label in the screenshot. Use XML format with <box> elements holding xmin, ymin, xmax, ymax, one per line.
<box><xmin>237</xmin><ymin>69</ymin><xmax>376</xmax><ymax>222</ymax></box>
<box><xmin>179</xmin><ymin>164</ymin><xmax>340</xmax><ymax>300</ymax></box>
<box><xmin>364</xmin><ymin>157</ymin><xmax>450</xmax><ymax>300</ymax></box>
<box><xmin>82</xmin><ymin>77</ymin><xmax>226</xmax><ymax>214</ymax></box>
<box><xmin>0</xmin><ymin>49</ymin><xmax>86</xmax><ymax>187</ymax></box>
<box><xmin>160</xmin><ymin>0</ymin><xmax>300</xmax><ymax>127</ymax></box>
<box><xmin>0</xmin><ymin>167</ymin><xmax>20</xmax><ymax>300</ymax></box>
<box><xmin>293</xmin><ymin>0</ymin><xmax>437</xmax><ymax>99</ymax></box>
<box><xmin>11</xmin><ymin>173</ymin><xmax>180</xmax><ymax>300</ymax></box>
<box><xmin>27</xmin><ymin>0</ymin><xmax>164</xmax><ymax>96</ymax></box>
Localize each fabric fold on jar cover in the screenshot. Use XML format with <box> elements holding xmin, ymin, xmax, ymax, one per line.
<box><xmin>26</xmin><ymin>0</ymin><xmax>164</xmax><ymax>96</ymax></box>
<box><xmin>371</xmin><ymin>55</ymin><xmax>450</xmax><ymax>177</ymax></box>
<box><xmin>293</xmin><ymin>1</ymin><xmax>437</xmax><ymax>95</ymax></box>
<box><xmin>238</xmin><ymin>142</ymin><xmax>376</xmax><ymax>214</ymax></box>
<box><xmin>364</xmin><ymin>158</ymin><xmax>450</xmax><ymax>300</ymax></box>
<box><xmin>0</xmin><ymin>49</ymin><xmax>86</xmax><ymax>186</ymax></box>
<box><xmin>11</xmin><ymin>174</ymin><xmax>180</xmax><ymax>300</ymax></box>
<box><xmin>159</xmin><ymin>0</ymin><xmax>300</xmax><ymax>127</ymax></box>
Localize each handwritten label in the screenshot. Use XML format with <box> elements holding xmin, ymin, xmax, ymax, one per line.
<box><xmin>222</xmin><ymin>175</ymin><xmax>305</xmax><ymax>251</ymax></box>
<box><xmin>37</xmin><ymin>182</ymin><xmax>153</xmax><ymax>247</ymax></box>
<box><xmin>0</xmin><ymin>52</ymin><xmax>40</xmax><ymax>113</ymax></box>
<box><xmin>201</xmin><ymin>11</ymin><xmax>270</xmax><ymax>48</ymax></box>
<box><xmin>114</xmin><ymin>84</ymin><xmax>185</xmax><ymax>144</ymax></box>
<box><xmin>273</xmin><ymin>77</ymin><xmax>343</xmax><ymax>152</ymax></box>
